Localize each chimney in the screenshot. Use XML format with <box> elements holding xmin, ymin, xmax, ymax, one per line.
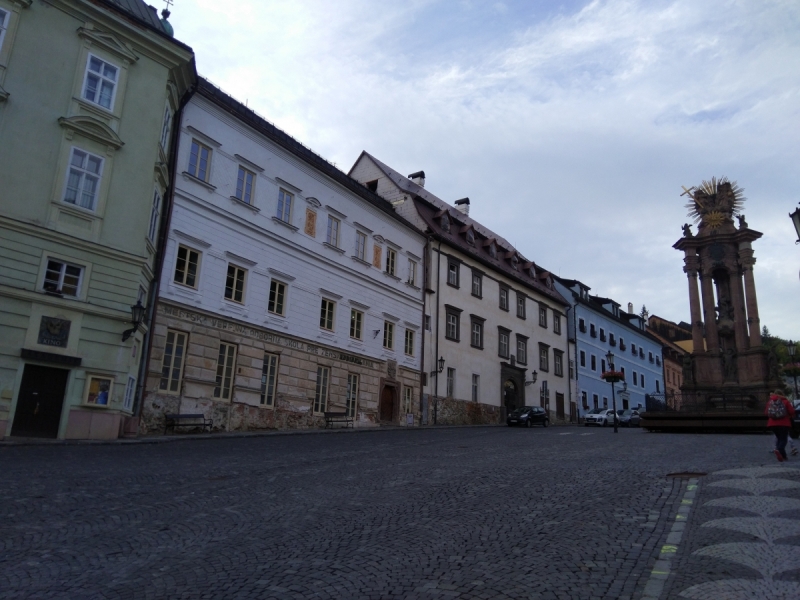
<box><xmin>454</xmin><ymin>198</ymin><xmax>470</xmax><ymax>216</ymax></box>
<box><xmin>628</xmin><ymin>302</ymin><xmax>634</xmax><ymax>314</ymax></box>
<box><xmin>408</xmin><ymin>171</ymin><xmax>425</xmax><ymax>188</ymax></box>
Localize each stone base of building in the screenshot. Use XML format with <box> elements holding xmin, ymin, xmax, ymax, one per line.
<box><xmin>430</xmin><ymin>397</ymin><xmax>502</xmax><ymax>426</ymax></box>
<box><xmin>64</xmin><ymin>408</ymin><xmax>124</xmax><ymax>440</ymax></box>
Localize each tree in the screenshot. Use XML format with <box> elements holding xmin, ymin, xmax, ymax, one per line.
<box><xmin>762</xmin><ymin>325</ymin><xmax>771</xmax><ymax>339</ymax></box>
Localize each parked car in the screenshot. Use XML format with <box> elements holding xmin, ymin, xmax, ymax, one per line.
<box><xmin>585</xmin><ymin>408</ymin><xmax>618</xmax><ymax>427</ymax></box>
<box><xmin>618</xmin><ymin>409</ymin><xmax>640</xmax><ymax>427</ymax></box>
<box><xmin>507</xmin><ymin>406</ymin><xmax>549</xmax><ymax>428</ymax></box>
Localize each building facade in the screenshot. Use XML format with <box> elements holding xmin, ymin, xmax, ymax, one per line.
<box><xmin>553</xmin><ymin>278</ymin><xmax>663</xmax><ymax>418</ymax></box>
<box><xmin>140</xmin><ymin>80</ymin><xmax>426</xmax><ymax>433</ymax></box>
<box><xmin>0</xmin><ymin>0</ymin><xmax>193</xmax><ymax>439</ymax></box>
<box><xmin>350</xmin><ymin>153</ymin><xmax>572</xmax><ymax>425</ymax></box>
<box><xmin>647</xmin><ymin>314</ymin><xmax>690</xmax><ymax>408</ymax></box>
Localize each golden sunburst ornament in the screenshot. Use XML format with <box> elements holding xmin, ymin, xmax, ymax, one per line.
<box><xmin>703</xmin><ymin>211</ymin><xmax>726</xmax><ymax>230</ymax></box>
<box><xmin>680</xmin><ymin>176</ymin><xmax>746</xmax><ymax>228</ymax></box>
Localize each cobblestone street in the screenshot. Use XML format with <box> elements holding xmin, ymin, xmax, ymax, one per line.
<box><xmin>1</xmin><ymin>426</ymin><xmax>797</xmax><ymax>599</ymax></box>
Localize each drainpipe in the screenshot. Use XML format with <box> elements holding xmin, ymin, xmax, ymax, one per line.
<box><xmin>419</xmin><ymin>234</ymin><xmax>432</xmax><ymax>425</ymax></box>
<box><xmin>573</xmin><ymin>302</ymin><xmax>580</xmax><ymax>422</ymax></box>
<box><xmin>566</xmin><ymin>304</ymin><xmax>573</xmax><ymax>423</ymax></box>
<box><xmin>132</xmin><ymin>80</ymin><xmax>198</xmax><ymax>422</ymax></box>
<box><xmin>433</xmin><ymin>239</ymin><xmax>443</xmax><ymax>425</ymax></box>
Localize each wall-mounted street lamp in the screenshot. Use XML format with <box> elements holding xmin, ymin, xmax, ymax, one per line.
<box><xmin>524</xmin><ymin>370</ymin><xmax>539</xmax><ymax>386</ymax></box>
<box><xmin>438</xmin><ymin>356</ymin><xmax>446</xmax><ymax>373</ymax></box>
<box><xmin>122</xmin><ymin>300</ymin><xmax>146</xmax><ymax>342</ymax></box>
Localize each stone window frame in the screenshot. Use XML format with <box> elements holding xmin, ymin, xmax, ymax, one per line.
<box><xmin>260</xmin><ymin>353</ymin><xmax>279</xmax><ymax>407</ymax></box>
<box><xmin>539</xmin><ymin>343</ymin><xmax>550</xmax><ymax>372</ymax></box>
<box><xmin>470</xmin><ymin>315</ymin><xmax>485</xmax><ymax>350</ymax></box>
<box><xmin>346</xmin><ymin>373</ymin><xmax>359</xmax><ymax>418</ymax></box>
<box><xmin>159</xmin><ymin>329</ymin><xmax>188</xmax><ymax>395</ymax></box>
<box><xmin>471</xmin><ymin>270</ymin><xmax>483</xmax><ymax>298</ymax></box>
<box><xmin>516</xmin><ymin>292</ymin><xmax>526</xmax><ymax>319</ymax></box>
<box><xmin>446</xmin><ymin>367</ymin><xmax>456</xmax><ymax>398</ymax></box>
<box><xmin>538</xmin><ymin>304</ymin><xmax>548</xmax><ymax>328</ymax></box>
<box><xmin>385</xmin><ymin>247</ymin><xmax>397</xmax><ymax>276</ymax></box>
<box><xmin>320</xmin><ymin>298</ymin><xmax>336</xmax><ymax>331</ymax></box>
<box><xmin>446</xmin><ymin>258</ymin><xmax>460</xmax><ymax>288</ymax></box>
<box><xmin>499</xmin><ymin>285</ymin><xmax>509</xmax><ymax>311</ymax></box>
<box><xmin>516</xmin><ymin>334</ymin><xmax>528</xmax><ymax>365</ymax></box>
<box><xmin>173</xmin><ymin>244</ymin><xmax>201</xmax><ymax>289</ymax></box>
<box><xmin>235</xmin><ymin>165</ymin><xmax>256</xmax><ymax>206</ymax></box>
<box><xmin>213</xmin><ymin>342</ymin><xmax>237</xmax><ymax>400</ymax></box>
<box><xmin>268</xmin><ymin>280</ymin><xmax>288</xmax><ymax>316</ymax></box>
<box><xmin>355</xmin><ymin>231</ymin><xmax>367</xmax><ymax>261</ymax></box>
<box><xmin>553</xmin><ymin>313</ymin><xmax>561</xmax><ymax>335</ymax></box>
<box><xmin>313</xmin><ymin>366</ymin><xmax>330</xmax><ymax>414</ymax></box>
<box><xmin>224</xmin><ymin>263</ymin><xmax>248</xmax><ymax>304</ymax></box>
<box><xmin>445</xmin><ymin>305</ymin><xmax>462</xmax><ymax>342</ymax></box>
<box><xmin>383</xmin><ymin>320</ymin><xmax>395</xmax><ymax>350</ymax></box>
<box><xmin>42</xmin><ymin>257</ymin><xmax>85</xmax><ymax>299</ymax></box>
<box><xmin>188</xmin><ymin>139</ymin><xmax>212</xmax><ymax>183</ymax></box>
<box><xmin>349</xmin><ymin>308</ymin><xmax>363</xmax><ymax>340</ymax></box>
<box><xmin>404</xmin><ymin>328</ymin><xmax>415</xmax><ymax>356</ymax></box>
<box><xmin>554</xmin><ymin>349</ymin><xmax>564</xmax><ymax>377</ymax></box>
<box><xmin>498</xmin><ymin>326</ymin><xmax>511</xmax><ymax>359</ymax></box>
<box><xmin>81</xmin><ymin>53</ymin><xmax>120</xmax><ymax>112</ymax></box>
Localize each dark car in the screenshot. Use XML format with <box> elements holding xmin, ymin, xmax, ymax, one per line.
<box><xmin>618</xmin><ymin>409</ymin><xmax>640</xmax><ymax>427</ymax></box>
<box><xmin>507</xmin><ymin>406</ymin><xmax>549</xmax><ymax>428</ymax></box>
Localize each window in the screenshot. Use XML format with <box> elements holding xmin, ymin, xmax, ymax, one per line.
<box><xmin>499</xmin><ymin>286</ymin><xmax>509</xmax><ymax>311</ymax></box>
<box><xmin>446</xmin><ymin>367</ymin><xmax>456</xmax><ymax>397</ymax></box>
<box><xmin>404</xmin><ymin>329</ymin><xmax>415</xmax><ymax>356</ymax></box>
<box><xmin>656</xmin><ymin>379</ymin><xmax>660</xmax><ymax>393</ymax></box>
<box><xmin>609</xmin><ymin>333</ymin><xmax>616</xmax><ymax>346</ymax></box>
<box><xmin>173</xmin><ymin>245</ymin><xmax>200</xmax><ymax>288</ymax></box>
<box><xmin>424</xmin><ymin>314</ymin><xmax>431</xmax><ymax>331</ymax></box>
<box><xmin>600</xmin><ymin>328</ymin><xmax>606</xmax><ymax>342</ymax></box>
<box><xmin>276</xmin><ymin>189</ymin><xmax>293</xmax><ymax>222</ymax></box>
<box><xmin>619</xmin><ymin>337</ymin><xmax>626</xmax><ymax>351</ymax></box>
<box><xmin>224</xmin><ymin>265</ymin><xmax>246</xmax><ymax>303</ymax></box>
<box><xmin>260</xmin><ymin>353</ymin><xmax>279</xmax><ymax>406</ymax></box>
<box><xmin>641</xmin><ymin>374</ymin><xmax>645</xmax><ymax>388</ymax></box>
<box><xmin>621</xmin><ymin>367</ymin><xmax>626</xmax><ymax>379</ymax></box>
<box><xmin>447</xmin><ymin>259</ymin><xmax>459</xmax><ymax>287</ymax></box>
<box><xmin>601</xmin><ymin>359</ymin><xmax>606</xmax><ymax>373</ymax></box>
<box><xmin>633</xmin><ymin>371</ymin><xmax>638</xmax><ymax>386</ymax></box>
<box><xmin>553</xmin><ymin>314</ymin><xmax>561</xmax><ymax>335</ymax></box>
<box><xmin>554</xmin><ymin>350</ymin><xmax>564</xmax><ymax>377</ymax></box>
<box><xmin>350</xmin><ymin>309</ymin><xmax>363</xmax><ymax>340</ymax></box>
<box><xmin>580</xmin><ymin>350</ymin><xmax>586</xmax><ymax>367</ymax></box>
<box><xmin>516</xmin><ymin>293</ymin><xmax>526</xmax><ymax>319</ymax></box>
<box><xmin>516</xmin><ymin>335</ymin><xmax>528</xmax><ymax>365</ymax></box>
<box><xmin>188</xmin><ymin>140</ymin><xmax>211</xmax><ymax>182</ymax></box>
<box><xmin>593</xmin><ymin>394</ymin><xmax>599</xmax><ymax>409</ymax></box>
<box><xmin>159</xmin><ymin>330</ymin><xmax>187</xmax><ymax>393</ymax></box>
<box><xmin>403</xmin><ymin>386</ymin><xmax>413</xmax><ymax>414</ymax></box>
<box><xmin>43</xmin><ymin>259</ymin><xmax>83</xmax><ymax>297</ymax></box>
<box><xmin>631</xmin><ymin>343</ymin><xmax>637</xmax><ymax>355</ymax></box>
<box><xmin>590</xmin><ymin>324</ymin><xmax>597</xmax><ymax>338</ymax></box>
<box><xmin>656</xmin><ymin>356</ymin><xmax>661</xmax><ymax>366</ymax></box>
<box><xmin>579</xmin><ymin>318</ymin><xmax>586</xmax><ymax>333</ymax></box>
<box><xmin>159</xmin><ymin>104</ymin><xmax>172</xmax><ymax>150</ymax></box>
<box><xmin>470</xmin><ymin>318</ymin><xmax>484</xmax><ymax>349</ymax></box>
<box><xmin>385</xmin><ymin>247</ymin><xmax>396</xmax><ymax>275</ymax></box>
<box><xmin>539</xmin><ymin>344</ymin><xmax>549</xmax><ymax>371</ymax></box>
<box><xmin>603</xmin><ymin>397</ymin><xmax>608</xmax><ymax>407</ymax></box>
<box><xmin>214</xmin><ymin>342</ymin><xmax>237</xmax><ymax>400</ymax></box>
<box><xmin>268</xmin><ymin>280</ymin><xmax>286</xmax><ymax>315</ymax></box>
<box><xmin>471</xmin><ymin>271</ymin><xmax>482</xmax><ymax>297</ymax></box>
<box><xmin>539</xmin><ymin>305</ymin><xmax>547</xmax><ymax>328</ymax></box>
<box><xmin>355</xmin><ymin>231</ymin><xmax>367</xmax><ymax>261</ymax></box>
<box><xmin>320</xmin><ymin>299</ymin><xmax>335</xmax><ymax>331</ymax></box>
<box><xmin>383</xmin><ymin>321</ymin><xmax>394</xmax><ymax>350</ymax></box>
<box><xmin>0</xmin><ymin>9</ymin><xmax>8</xmax><ymax>52</ymax></box>
<box><xmin>325</xmin><ymin>215</ymin><xmax>340</xmax><ymax>247</ymax></box>
<box><xmin>236</xmin><ymin>166</ymin><xmax>256</xmax><ymax>205</ymax></box>
<box><xmin>581</xmin><ymin>391</ymin><xmax>588</xmax><ymax>409</ymax></box>
<box><xmin>64</xmin><ymin>148</ymin><xmax>103</xmax><ymax>210</ymax></box>
<box><xmin>313</xmin><ymin>366</ymin><xmax>330</xmax><ymax>413</ymax></box>
<box><xmin>639</xmin><ymin>348</ymin><xmax>645</xmax><ymax>359</ymax></box>
<box><xmin>408</xmin><ymin>259</ymin><xmax>417</xmax><ymax>286</ymax></box>
<box><xmin>445</xmin><ymin>308</ymin><xmax>460</xmax><ymax>342</ymax></box>
<box><xmin>498</xmin><ymin>328</ymin><xmax>510</xmax><ymax>358</ymax></box>
<box><xmin>346</xmin><ymin>374</ymin><xmax>359</xmax><ymax>418</ymax></box>
<box><xmin>649</xmin><ymin>351</ymin><xmax>654</xmax><ymax>363</ymax></box>
<box><xmin>472</xmin><ymin>374</ymin><xmax>480</xmax><ymax>402</ymax></box>
<box><xmin>590</xmin><ymin>354</ymin><xmax>596</xmax><ymax>371</ymax></box>
<box><xmin>123</xmin><ymin>376</ymin><xmax>136</xmax><ymax>411</ymax></box>
<box><xmin>148</xmin><ymin>190</ymin><xmax>161</xmax><ymax>242</ymax></box>
<box><xmin>82</xmin><ymin>54</ymin><xmax>118</xmax><ymax>110</ymax></box>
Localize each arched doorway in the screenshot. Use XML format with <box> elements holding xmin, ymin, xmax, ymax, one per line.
<box><xmin>380</xmin><ymin>386</ymin><xmax>396</xmax><ymax>422</ymax></box>
<box><xmin>503</xmin><ymin>379</ymin><xmax>519</xmax><ymax>413</ymax></box>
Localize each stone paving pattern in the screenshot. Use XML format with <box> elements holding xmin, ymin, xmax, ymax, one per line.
<box><xmin>0</xmin><ymin>427</ymin><xmax>794</xmax><ymax>599</ymax></box>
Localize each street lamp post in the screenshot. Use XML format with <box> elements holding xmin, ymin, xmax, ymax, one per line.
<box><xmin>603</xmin><ymin>350</ymin><xmax>620</xmax><ymax>434</ymax></box>
<box><xmin>789</xmin><ymin>342</ymin><xmax>798</xmax><ymax>401</ymax></box>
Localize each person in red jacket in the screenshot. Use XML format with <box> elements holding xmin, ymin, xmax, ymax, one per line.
<box><xmin>766</xmin><ymin>391</ymin><xmax>796</xmax><ymax>462</ymax></box>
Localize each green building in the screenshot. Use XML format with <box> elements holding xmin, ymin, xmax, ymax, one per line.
<box><xmin>0</xmin><ymin>0</ymin><xmax>193</xmax><ymax>439</ymax></box>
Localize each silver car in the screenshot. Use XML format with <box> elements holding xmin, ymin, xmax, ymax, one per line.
<box><xmin>618</xmin><ymin>409</ymin><xmax>640</xmax><ymax>427</ymax></box>
<box><xmin>584</xmin><ymin>408</ymin><xmax>617</xmax><ymax>427</ymax></box>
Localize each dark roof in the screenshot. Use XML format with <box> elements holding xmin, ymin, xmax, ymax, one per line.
<box><xmin>96</xmin><ymin>0</ymin><xmax>191</xmax><ymax>49</ymax></box>
<box><xmin>412</xmin><ymin>196</ymin><xmax>568</xmax><ymax>307</ymax></box>
<box><xmin>195</xmin><ymin>79</ymin><xmax>423</xmax><ymax>236</ymax></box>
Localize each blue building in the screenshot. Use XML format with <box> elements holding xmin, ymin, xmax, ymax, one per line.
<box><xmin>553</xmin><ymin>277</ymin><xmax>663</xmax><ymax>419</ymax></box>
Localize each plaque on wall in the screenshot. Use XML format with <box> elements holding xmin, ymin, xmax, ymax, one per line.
<box><xmin>387</xmin><ymin>360</ymin><xmax>397</xmax><ymax>380</ymax></box>
<box><xmin>37</xmin><ymin>317</ymin><xmax>71</xmax><ymax>348</ymax></box>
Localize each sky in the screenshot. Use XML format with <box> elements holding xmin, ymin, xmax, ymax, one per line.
<box><xmin>169</xmin><ymin>0</ymin><xmax>800</xmax><ymax>339</ymax></box>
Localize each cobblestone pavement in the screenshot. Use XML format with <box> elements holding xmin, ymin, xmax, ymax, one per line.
<box><xmin>0</xmin><ymin>426</ymin><xmax>795</xmax><ymax>599</ymax></box>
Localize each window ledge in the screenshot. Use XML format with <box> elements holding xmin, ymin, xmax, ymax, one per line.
<box><xmin>405</xmin><ymin>282</ymin><xmax>421</xmax><ymax>291</ymax></box>
<box><xmin>383</xmin><ymin>272</ymin><xmax>401</xmax><ymax>282</ymax></box>
<box><xmin>58</xmin><ymin>201</ymin><xmax>100</xmax><ymax>220</ymax></box>
<box><xmin>351</xmin><ymin>255</ymin><xmax>371</xmax><ymax>266</ymax></box>
<box><xmin>272</xmin><ymin>216</ymin><xmax>298</xmax><ymax>232</ymax></box>
<box><xmin>230</xmin><ymin>196</ymin><xmax>260</xmax><ymax>212</ymax></box>
<box><xmin>182</xmin><ymin>172</ymin><xmax>216</xmax><ymax>191</ymax></box>
<box><xmin>264</xmin><ymin>316</ymin><xmax>288</xmax><ymax>329</ymax></box>
<box><xmin>323</xmin><ymin>242</ymin><xmax>345</xmax><ymax>254</ymax></box>
<box><xmin>317</xmin><ymin>331</ymin><xmax>336</xmax><ymax>340</ymax></box>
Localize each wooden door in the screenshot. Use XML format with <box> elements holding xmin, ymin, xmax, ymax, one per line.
<box><xmin>11</xmin><ymin>365</ymin><xmax>69</xmax><ymax>438</ymax></box>
<box><xmin>380</xmin><ymin>386</ymin><xmax>395</xmax><ymax>422</ymax></box>
<box><xmin>556</xmin><ymin>393</ymin><xmax>565</xmax><ymax>420</ymax></box>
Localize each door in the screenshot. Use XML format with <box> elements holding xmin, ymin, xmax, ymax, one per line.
<box><xmin>556</xmin><ymin>392</ymin><xmax>565</xmax><ymax>420</ymax></box>
<box><xmin>11</xmin><ymin>365</ymin><xmax>70</xmax><ymax>438</ymax></box>
<box><xmin>503</xmin><ymin>379</ymin><xmax>518</xmax><ymax>413</ymax></box>
<box><xmin>380</xmin><ymin>386</ymin><xmax>395</xmax><ymax>422</ymax></box>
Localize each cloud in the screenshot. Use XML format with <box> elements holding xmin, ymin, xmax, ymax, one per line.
<box><xmin>171</xmin><ymin>0</ymin><xmax>800</xmax><ymax>337</ymax></box>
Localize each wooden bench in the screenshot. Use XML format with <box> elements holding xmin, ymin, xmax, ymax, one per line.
<box><xmin>164</xmin><ymin>413</ymin><xmax>213</xmax><ymax>434</ymax></box>
<box><xmin>324</xmin><ymin>411</ymin><xmax>353</xmax><ymax>429</ymax></box>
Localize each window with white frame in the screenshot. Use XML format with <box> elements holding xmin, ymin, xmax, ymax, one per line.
<box><xmin>350</xmin><ymin>309</ymin><xmax>363</xmax><ymax>340</ymax></box>
<box><xmin>123</xmin><ymin>376</ymin><xmax>136</xmax><ymax>411</ymax></box>
<box><xmin>403</xmin><ymin>386</ymin><xmax>412</xmax><ymax>414</ymax></box>
<box><xmin>404</xmin><ymin>329</ymin><xmax>414</xmax><ymax>356</ymax></box>
<box><xmin>633</xmin><ymin>371</ymin><xmax>638</xmax><ymax>386</ymax></box>
<box><xmin>0</xmin><ymin>9</ymin><xmax>9</xmax><ymax>53</ymax></box>
<box><xmin>516</xmin><ymin>292</ymin><xmax>526</xmax><ymax>319</ymax></box>
<box><xmin>314</xmin><ymin>366</ymin><xmax>330</xmax><ymax>414</ymax></box>
<box><xmin>499</xmin><ymin>286</ymin><xmax>509</xmax><ymax>311</ymax></box>
<box><xmin>159</xmin><ymin>104</ymin><xmax>172</xmax><ymax>150</ymax></box>
<box><xmin>346</xmin><ymin>374</ymin><xmax>359</xmax><ymax>418</ymax></box>
<box><xmin>539</xmin><ymin>344</ymin><xmax>549</xmax><ymax>371</ymax></box>
<box><xmin>385</xmin><ymin>247</ymin><xmax>396</xmax><ymax>276</ymax></box>
<box><xmin>214</xmin><ymin>342</ymin><xmax>237</xmax><ymax>400</ymax></box>
<box><xmin>471</xmin><ymin>318</ymin><xmax>484</xmax><ymax>349</ymax></box>
<box><xmin>538</xmin><ymin>304</ymin><xmax>547</xmax><ymax>328</ymax></box>
<box><xmin>355</xmin><ymin>231</ymin><xmax>367</xmax><ymax>261</ymax></box>
<box><xmin>260</xmin><ymin>353</ymin><xmax>279</xmax><ymax>406</ymax></box>
<box><xmin>580</xmin><ymin>350</ymin><xmax>586</xmax><ymax>367</ymax></box>
<box><xmin>445</xmin><ymin>309</ymin><xmax>460</xmax><ymax>341</ymax></box>
<box><xmin>383</xmin><ymin>321</ymin><xmax>394</xmax><ymax>350</ymax></box>
<box><xmin>553</xmin><ymin>313</ymin><xmax>561</xmax><ymax>335</ymax></box>
<box><xmin>408</xmin><ymin>259</ymin><xmax>417</xmax><ymax>286</ymax></box>
<box><xmin>159</xmin><ymin>330</ymin><xmax>187</xmax><ymax>394</ymax></box>
<box><xmin>554</xmin><ymin>350</ymin><xmax>564</xmax><ymax>377</ymax></box>
<box><xmin>498</xmin><ymin>327</ymin><xmax>510</xmax><ymax>358</ymax></box>
<box><xmin>326</xmin><ymin>215</ymin><xmax>340</xmax><ymax>247</ymax></box>
<box><xmin>446</xmin><ymin>367</ymin><xmax>455</xmax><ymax>397</ymax></box>
<box><xmin>472</xmin><ymin>374</ymin><xmax>480</xmax><ymax>402</ymax></box>
<box><xmin>516</xmin><ymin>335</ymin><xmax>528</xmax><ymax>365</ymax></box>
<box><xmin>471</xmin><ymin>271</ymin><xmax>482</xmax><ymax>297</ymax></box>
<box><xmin>276</xmin><ymin>189</ymin><xmax>293</xmax><ymax>222</ymax></box>
<box><xmin>224</xmin><ymin>265</ymin><xmax>246</xmax><ymax>303</ymax></box>
<box><xmin>148</xmin><ymin>189</ymin><xmax>161</xmax><ymax>243</ymax></box>
<box><xmin>268</xmin><ymin>280</ymin><xmax>286</xmax><ymax>315</ymax></box>
<box><xmin>43</xmin><ymin>259</ymin><xmax>83</xmax><ymax>297</ymax></box>
<box><xmin>82</xmin><ymin>54</ymin><xmax>118</xmax><ymax>110</ymax></box>
<box><xmin>236</xmin><ymin>166</ymin><xmax>256</xmax><ymax>205</ymax></box>
<box><xmin>63</xmin><ymin>148</ymin><xmax>103</xmax><ymax>210</ymax></box>
<box><xmin>188</xmin><ymin>139</ymin><xmax>211</xmax><ymax>182</ymax></box>
<box><xmin>582</xmin><ymin>391</ymin><xmax>588</xmax><ymax>409</ymax></box>
<box><xmin>320</xmin><ymin>298</ymin><xmax>335</xmax><ymax>331</ymax></box>
<box><xmin>173</xmin><ymin>245</ymin><xmax>200</xmax><ymax>288</ymax></box>
<box><xmin>447</xmin><ymin>259</ymin><xmax>459</xmax><ymax>287</ymax></box>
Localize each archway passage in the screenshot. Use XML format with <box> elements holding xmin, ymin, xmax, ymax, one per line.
<box><xmin>380</xmin><ymin>386</ymin><xmax>395</xmax><ymax>423</ymax></box>
<box><xmin>503</xmin><ymin>379</ymin><xmax>519</xmax><ymax>413</ymax></box>
<box><xmin>12</xmin><ymin>365</ymin><xmax>69</xmax><ymax>438</ymax></box>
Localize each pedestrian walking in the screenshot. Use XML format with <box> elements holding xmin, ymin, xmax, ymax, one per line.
<box><xmin>766</xmin><ymin>391</ymin><xmax>796</xmax><ymax>462</ymax></box>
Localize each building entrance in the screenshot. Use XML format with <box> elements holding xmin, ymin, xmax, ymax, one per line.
<box><xmin>11</xmin><ymin>365</ymin><xmax>69</xmax><ymax>438</ymax></box>
<box><xmin>379</xmin><ymin>386</ymin><xmax>396</xmax><ymax>422</ymax></box>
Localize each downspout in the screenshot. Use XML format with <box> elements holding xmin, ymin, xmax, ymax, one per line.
<box><xmin>132</xmin><ymin>79</ymin><xmax>198</xmax><ymax>421</ymax></box>
<box><xmin>573</xmin><ymin>302</ymin><xmax>580</xmax><ymax>422</ymax></box>
<box><xmin>419</xmin><ymin>233</ymin><xmax>432</xmax><ymax>425</ymax></box>
<box><xmin>565</xmin><ymin>304</ymin><xmax>573</xmax><ymax>423</ymax></box>
<box><xmin>433</xmin><ymin>239</ymin><xmax>443</xmax><ymax>425</ymax></box>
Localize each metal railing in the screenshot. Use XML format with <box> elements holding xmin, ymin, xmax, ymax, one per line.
<box><xmin>644</xmin><ymin>391</ymin><xmax>769</xmax><ymax>414</ymax></box>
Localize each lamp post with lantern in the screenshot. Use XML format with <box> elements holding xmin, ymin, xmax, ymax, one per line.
<box><xmin>601</xmin><ymin>350</ymin><xmax>622</xmax><ymax>433</ymax></box>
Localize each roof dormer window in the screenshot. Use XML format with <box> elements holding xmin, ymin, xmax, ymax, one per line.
<box><xmin>489</xmin><ymin>243</ymin><xmax>497</xmax><ymax>259</ymax></box>
<box><xmin>466</xmin><ymin>228</ymin><xmax>475</xmax><ymax>245</ymax></box>
<box><xmin>440</xmin><ymin>214</ymin><xmax>450</xmax><ymax>232</ymax></box>
<box><xmin>511</xmin><ymin>255</ymin><xmax>519</xmax><ymax>270</ymax></box>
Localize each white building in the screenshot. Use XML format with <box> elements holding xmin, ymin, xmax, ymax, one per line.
<box><xmin>141</xmin><ymin>80</ymin><xmax>426</xmax><ymax>432</ymax></box>
<box><xmin>349</xmin><ymin>153</ymin><xmax>573</xmax><ymax>424</ymax></box>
